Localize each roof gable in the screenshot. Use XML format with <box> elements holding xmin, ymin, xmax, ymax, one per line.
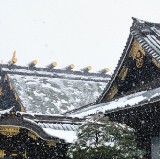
<box><xmin>97</xmin><ymin>18</ymin><xmax>160</xmax><ymax>103</ymax></box>
<box><xmin>0</xmin><ymin>64</ymin><xmax>110</xmax><ymax>114</ymax></box>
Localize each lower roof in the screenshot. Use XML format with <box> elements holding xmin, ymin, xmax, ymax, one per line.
<box><xmin>1</xmin><ymin>65</ymin><xmax>108</xmax><ymax>114</ymax></box>
<box><xmin>0</xmin><ymin>108</ymin><xmax>84</xmax><ymax>143</ymax></box>
<box><xmin>68</xmin><ymin>86</ymin><xmax>160</xmax><ymax>117</ymax></box>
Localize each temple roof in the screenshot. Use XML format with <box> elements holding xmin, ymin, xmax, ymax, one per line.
<box><xmin>0</xmin><ymin>64</ymin><xmax>110</xmax><ymax>114</ymax></box>
<box><xmin>131</xmin><ymin>17</ymin><xmax>160</xmax><ymax>59</ymax></box>
<box><xmin>0</xmin><ymin>107</ymin><xmax>84</xmax><ymax>143</ymax></box>
<box><xmin>66</xmin><ymin>18</ymin><xmax>160</xmax><ymax>116</ymax></box>
<box><xmin>97</xmin><ymin>17</ymin><xmax>160</xmax><ymax>103</ymax></box>
<box><xmin>67</xmin><ymin>85</ymin><xmax>160</xmax><ymax>117</ymax></box>
<box><xmin>21</xmin><ymin>112</ymin><xmax>84</xmax><ymax>143</ymax></box>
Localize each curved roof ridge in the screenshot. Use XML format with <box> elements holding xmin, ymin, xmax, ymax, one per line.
<box><xmin>0</xmin><ymin>63</ymin><xmax>111</xmax><ymax>80</ymax></box>
<box><xmin>132</xmin><ymin>17</ymin><xmax>160</xmax><ymax>26</ymax></box>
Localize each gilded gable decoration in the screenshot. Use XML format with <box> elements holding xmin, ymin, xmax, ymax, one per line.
<box><xmin>152</xmin><ymin>57</ymin><xmax>160</xmax><ymax>68</ymax></box>
<box><xmin>130</xmin><ymin>41</ymin><xmax>145</xmax><ymax>68</ymax></box>
<box><xmin>130</xmin><ymin>41</ymin><xmax>145</xmax><ymax>59</ymax></box>
<box><xmin>135</xmin><ymin>50</ymin><xmax>144</xmax><ymax>68</ymax></box>
<box><xmin>105</xmin><ymin>85</ymin><xmax>118</xmax><ymax>100</ymax></box>
<box><xmin>118</xmin><ymin>66</ymin><xmax>128</xmax><ymax>80</ymax></box>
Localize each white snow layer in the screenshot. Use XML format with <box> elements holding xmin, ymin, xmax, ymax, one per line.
<box><xmin>3</xmin><ymin>67</ymin><xmax>110</xmax><ymax>81</ymax></box>
<box><xmin>43</xmin><ymin>128</ymin><xmax>77</xmax><ymax>143</ymax></box>
<box><xmin>8</xmin><ymin>74</ymin><xmax>107</xmax><ymax>114</ymax></box>
<box><xmin>70</xmin><ymin>86</ymin><xmax>160</xmax><ymax>117</ymax></box>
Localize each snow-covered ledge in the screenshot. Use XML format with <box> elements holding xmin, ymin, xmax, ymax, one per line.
<box><xmin>43</xmin><ymin>128</ymin><xmax>77</xmax><ymax>143</ymax></box>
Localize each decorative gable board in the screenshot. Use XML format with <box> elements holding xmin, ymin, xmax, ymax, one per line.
<box><xmin>98</xmin><ymin>18</ymin><xmax>160</xmax><ymax>103</ymax></box>
<box><xmin>0</xmin><ymin>70</ymin><xmax>25</xmax><ymax>112</ymax></box>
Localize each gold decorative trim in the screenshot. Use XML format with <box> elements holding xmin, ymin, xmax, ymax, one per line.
<box><xmin>22</xmin><ymin>150</ymin><xmax>27</xmax><ymax>158</ymax></box>
<box><xmin>47</xmin><ymin>140</ymin><xmax>56</xmax><ymax>147</ymax></box>
<box><xmin>136</xmin><ymin>58</ymin><xmax>144</xmax><ymax>68</ymax></box>
<box><xmin>119</xmin><ymin>66</ymin><xmax>128</xmax><ymax>80</ymax></box>
<box><xmin>129</xmin><ymin>41</ymin><xmax>145</xmax><ymax>68</ymax></box>
<box><xmin>105</xmin><ymin>85</ymin><xmax>118</xmax><ymax>100</ymax></box>
<box><xmin>18</xmin><ymin>101</ymin><xmax>25</xmax><ymax>112</ymax></box>
<box><xmin>12</xmin><ymin>150</ymin><xmax>18</xmax><ymax>157</ymax></box>
<box><xmin>0</xmin><ymin>126</ymin><xmax>20</xmax><ymax>138</ymax></box>
<box><xmin>11</xmin><ymin>150</ymin><xmax>26</xmax><ymax>158</ymax></box>
<box><xmin>28</xmin><ymin>131</ymin><xmax>37</xmax><ymax>140</ymax></box>
<box><xmin>152</xmin><ymin>57</ymin><xmax>160</xmax><ymax>68</ymax></box>
<box><xmin>0</xmin><ymin>87</ymin><xmax>2</xmax><ymax>96</ymax></box>
<box><xmin>14</xmin><ymin>93</ymin><xmax>18</xmax><ymax>101</ymax></box>
<box><xmin>10</xmin><ymin>111</ymin><xmax>16</xmax><ymax>115</ymax></box>
<box><xmin>129</xmin><ymin>41</ymin><xmax>145</xmax><ymax>59</ymax></box>
<box><xmin>0</xmin><ymin>150</ymin><xmax>5</xmax><ymax>158</ymax></box>
<box><xmin>9</xmin><ymin>82</ymin><xmax>13</xmax><ymax>90</ymax></box>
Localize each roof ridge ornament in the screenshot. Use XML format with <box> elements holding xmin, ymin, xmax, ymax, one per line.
<box><xmin>64</xmin><ymin>64</ymin><xmax>75</xmax><ymax>70</ymax></box>
<box><xmin>47</xmin><ymin>61</ymin><xmax>58</xmax><ymax>69</ymax></box>
<box><xmin>9</xmin><ymin>51</ymin><xmax>17</xmax><ymax>65</ymax></box>
<box><xmin>81</xmin><ymin>66</ymin><xmax>92</xmax><ymax>73</ymax></box>
<box><xmin>131</xmin><ymin>17</ymin><xmax>155</xmax><ymax>35</ymax></box>
<box><xmin>98</xmin><ymin>68</ymin><xmax>110</xmax><ymax>74</ymax></box>
<box><xmin>29</xmin><ymin>60</ymin><xmax>37</xmax><ymax>67</ymax></box>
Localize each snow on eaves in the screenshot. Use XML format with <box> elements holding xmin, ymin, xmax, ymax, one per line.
<box><xmin>0</xmin><ymin>107</ymin><xmax>15</xmax><ymax>115</ymax></box>
<box><xmin>2</xmin><ymin>67</ymin><xmax>110</xmax><ymax>82</ymax></box>
<box><xmin>43</xmin><ymin>128</ymin><xmax>77</xmax><ymax>143</ymax></box>
<box><xmin>70</xmin><ymin>86</ymin><xmax>160</xmax><ymax>117</ymax></box>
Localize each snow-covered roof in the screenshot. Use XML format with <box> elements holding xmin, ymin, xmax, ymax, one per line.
<box><xmin>131</xmin><ymin>17</ymin><xmax>160</xmax><ymax>60</ymax></box>
<box><xmin>0</xmin><ymin>109</ymin><xmax>83</xmax><ymax>143</ymax></box>
<box><xmin>1</xmin><ymin>64</ymin><xmax>110</xmax><ymax>114</ymax></box>
<box><xmin>20</xmin><ymin>113</ymin><xmax>84</xmax><ymax>143</ymax></box>
<box><xmin>68</xmin><ymin>86</ymin><xmax>160</xmax><ymax>117</ymax></box>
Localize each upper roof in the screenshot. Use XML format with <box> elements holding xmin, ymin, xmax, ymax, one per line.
<box><xmin>0</xmin><ymin>64</ymin><xmax>110</xmax><ymax>114</ymax></box>
<box><xmin>66</xmin><ymin>18</ymin><xmax>160</xmax><ymax>117</ymax></box>
<box><xmin>97</xmin><ymin>17</ymin><xmax>160</xmax><ymax>102</ymax></box>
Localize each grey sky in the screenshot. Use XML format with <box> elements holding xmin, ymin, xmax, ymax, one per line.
<box><xmin>0</xmin><ymin>0</ymin><xmax>160</xmax><ymax>72</ymax></box>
